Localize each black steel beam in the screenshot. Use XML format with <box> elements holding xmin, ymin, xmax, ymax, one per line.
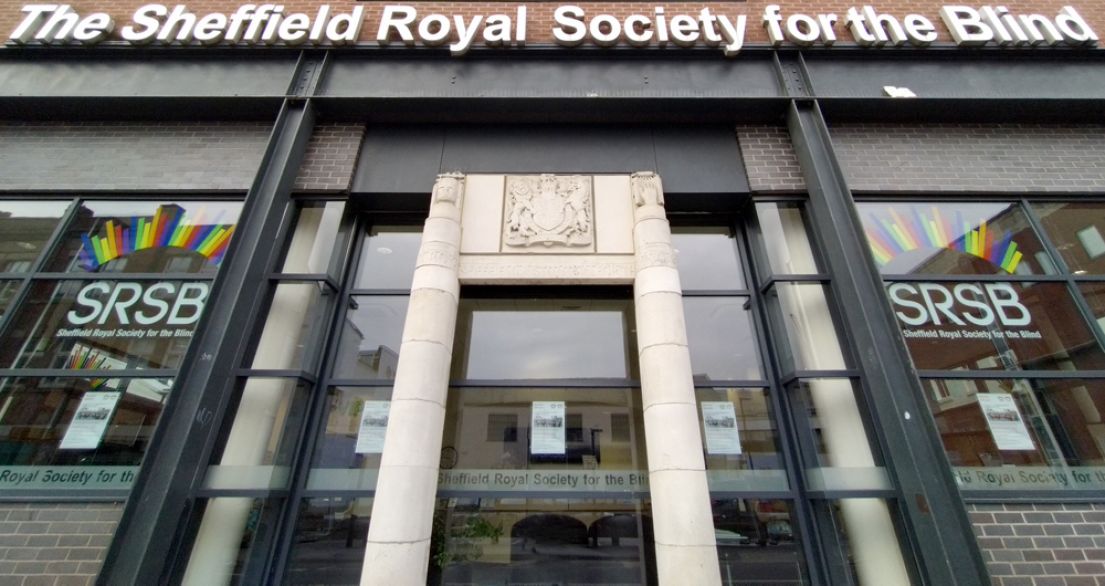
<box><xmin>95</xmin><ymin>59</ymin><xmax>320</xmax><ymax>585</ymax></box>
<box><xmin>786</xmin><ymin>99</ymin><xmax>991</xmax><ymax>586</ymax></box>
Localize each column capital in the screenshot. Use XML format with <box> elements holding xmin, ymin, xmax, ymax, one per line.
<box><xmin>631</xmin><ymin>171</ymin><xmax>665</xmax><ymax>208</ymax></box>
<box><xmin>432</xmin><ymin>172</ymin><xmax>465</xmax><ymax>207</ymax></box>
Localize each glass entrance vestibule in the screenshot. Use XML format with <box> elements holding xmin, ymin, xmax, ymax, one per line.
<box><xmin>176</xmin><ymin>173</ymin><xmax>922</xmax><ymax>585</ymax></box>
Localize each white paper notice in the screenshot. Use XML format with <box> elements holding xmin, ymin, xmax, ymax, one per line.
<box><xmin>355</xmin><ymin>401</ymin><xmax>390</xmax><ymax>454</ymax></box>
<box><xmin>531</xmin><ymin>401</ymin><xmax>566</xmax><ymax>455</ymax></box>
<box><xmin>60</xmin><ymin>392</ymin><xmax>121</xmax><ymax>450</ymax></box>
<box><xmin>702</xmin><ymin>401</ymin><xmax>743</xmax><ymax>455</ymax></box>
<box><xmin>978</xmin><ymin>393</ymin><xmax>1035</xmax><ymax>451</ymax></box>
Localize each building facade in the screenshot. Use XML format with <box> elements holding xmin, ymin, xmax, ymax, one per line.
<box><xmin>1</xmin><ymin>1</ymin><xmax>1105</xmax><ymax>585</ymax></box>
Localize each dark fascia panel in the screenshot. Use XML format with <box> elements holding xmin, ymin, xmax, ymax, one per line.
<box><xmin>352</xmin><ymin>124</ymin><xmax>750</xmax><ymax>202</ymax></box>
<box><xmin>0</xmin><ymin>51</ymin><xmax>297</xmax><ymax>97</ymax></box>
<box><xmin>320</xmin><ymin>51</ymin><xmax>781</xmax><ymax>99</ymax></box>
<box><xmin>803</xmin><ymin>52</ymin><xmax>1105</xmax><ymax>100</ymax></box>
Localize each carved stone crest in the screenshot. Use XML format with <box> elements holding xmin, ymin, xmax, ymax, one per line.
<box><xmin>503</xmin><ymin>175</ymin><xmax>593</xmax><ymax>248</ymax></box>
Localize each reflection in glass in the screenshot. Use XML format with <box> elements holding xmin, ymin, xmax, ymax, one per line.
<box><xmin>248</xmin><ymin>282</ymin><xmax>331</xmax><ymax>371</ymax></box>
<box><xmin>48</xmin><ymin>201</ymin><xmax>243</xmax><ymax>273</ymax></box>
<box><xmin>0</xmin><ymin>201</ymin><xmax>68</xmax><ymax>272</ymax></box>
<box><xmin>281</xmin><ymin>202</ymin><xmax>347</xmax><ymax>274</ymax></box>
<box><xmin>684</xmin><ymin>298</ymin><xmax>763</xmax><ymax>382</ymax></box>
<box><xmin>767</xmin><ymin>283</ymin><xmax>847</xmax><ymax>373</ymax></box>
<box><xmin>814</xmin><ymin>499</ymin><xmax>912</xmax><ymax>586</ymax></box>
<box><xmin>286</xmin><ymin>497</ymin><xmax>373</xmax><ymax>585</ymax></box>
<box><xmin>888</xmin><ymin>281</ymin><xmax>1105</xmax><ymax>371</ymax></box>
<box><xmin>429</xmin><ymin>498</ymin><xmax>656</xmax><ymax>586</ymax></box>
<box><xmin>924</xmin><ymin>378</ymin><xmax>1105</xmax><ymax>491</ymax></box>
<box><xmin>712</xmin><ymin>499</ymin><xmax>806</xmax><ymax>585</ymax></box>
<box><xmin>791</xmin><ymin>380</ymin><xmax>887</xmax><ymax>491</ymax></box>
<box><xmin>0</xmin><ymin>377</ymin><xmax>172</xmax><ymax>467</ymax></box>
<box><xmin>182</xmin><ymin>497</ymin><xmax>284</xmax><ymax>586</ymax></box>
<box><xmin>755</xmin><ymin>203</ymin><xmax>819</xmax><ymax>276</ymax></box>
<box><xmin>698</xmin><ymin>389</ymin><xmax>787</xmax><ymax>492</ymax></box>
<box><xmin>332</xmin><ymin>296</ymin><xmax>408</xmax><ymax>380</ymax></box>
<box><xmin>203</xmin><ymin>379</ymin><xmax>308</xmax><ymax>491</ymax></box>
<box><xmin>1033</xmin><ymin>202</ymin><xmax>1105</xmax><ymax>274</ymax></box>
<box><xmin>453</xmin><ymin>297</ymin><xmax>636</xmax><ymax>380</ymax></box>
<box><xmin>354</xmin><ymin>227</ymin><xmax>421</xmax><ymax>290</ymax></box>
<box><xmin>307</xmin><ymin>387</ymin><xmax>392</xmax><ymax>492</ymax></box>
<box><xmin>856</xmin><ymin>201</ymin><xmax>1050</xmax><ymax>276</ymax></box>
<box><xmin>0</xmin><ymin>280</ymin><xmax>19</xmax><ymax>320</ymax></box>
<box><xmin>0</xmin><ymin>280</ymin><xmax>204</xmax><ymax>369</ymax></box>
<box><xmin>671</xmin><ymin>227</ymin><xmax>744</xmax><ymax>290</ymax></box>
<box><xmin>442</xmin><ymin>388</ymin><xmax>647</xmax><ymax>477</ymax></box>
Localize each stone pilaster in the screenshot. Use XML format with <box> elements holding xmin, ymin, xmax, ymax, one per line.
<box><xmin>631</xmin><ymin>171</ymin><xmax>721</xmax><ymax>586</ymax></box>
<box><xmin>361</xmin><ymin>173</ymin><xmax>464</xmax><ymax>586</ymax></box>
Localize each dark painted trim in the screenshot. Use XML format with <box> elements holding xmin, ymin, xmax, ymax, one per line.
<box><xmin>96</xmin><ymin>54</ymin><xmax>322</xmax><ymax>585</ymax></box>
<box><xmin>787</xmin><ymin>99</ymin><xmax>991</xmax><ymax>585</ymax></box>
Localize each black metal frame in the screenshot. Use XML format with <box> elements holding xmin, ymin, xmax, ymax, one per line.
<box><xmin>3</xmin><ymin>35</ymin><xmax>1104</xmax><ymax>586</ymax></box>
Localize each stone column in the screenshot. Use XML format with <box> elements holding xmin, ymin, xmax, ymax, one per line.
<box><xmin>631</xmin><ymin>172</ymin><xmax>721</xmax><ymax>586</ymax></box>
<box><xmin>361</xmin><ymin>173</ymin><xmax>464</xmax><ymax>586</ymax></box>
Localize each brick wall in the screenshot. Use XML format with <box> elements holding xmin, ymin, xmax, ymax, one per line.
<box><xmin>0</xmin><ymin>502</ymin><xmax>123</xmax><ymax>586</ymax></box>
<box><xmin>0</xmin><ymin>123</ymin><xmax>271</xmax><ymax>191</ymax></box>
<box><xmin>1</xmin><ymin>1</ymin><xmax>1101</xmax><ymax>47</ymax></box>
<box><xmin>831</xmin><ymin>124</ymin><xmax>1105</xmax><ymax>194</ymax></box>
<box><xmin>294</xmin><ymin>123</ymin><xmax>366</xmax><ymax>192</ymax></box>
<box><xmin>970</xmin><ymin>503</ymin><xmax>1105</xmax><ymax>586</ymax></box>
<box><xmin>735</xmin><ymin>125</ymin><xmax>806</xmax><ymax>193</ymax></box>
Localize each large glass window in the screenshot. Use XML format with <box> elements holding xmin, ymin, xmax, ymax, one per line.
<box><xmin>860</xmin><ymin>199</ymin><xmax>1105</xmax><ymax>494</ymax></box>
<box><xmin>0</xmin><ymin>198</ymin><xmax>242</xmax><ymax>496</ymax></box>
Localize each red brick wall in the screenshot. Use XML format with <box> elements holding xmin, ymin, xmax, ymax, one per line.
<box><xmin>2</xmin><ymin>1</ymin><xmax>1102</xmax><ymax>48</ymax></box>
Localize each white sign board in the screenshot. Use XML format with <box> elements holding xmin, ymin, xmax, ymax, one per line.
<box><xmin>60</xmin><ymin>392</ymin><xmax>121</xmax><ymax>450</ymax></box>
<box><xmin>531</xmin><ymin>401</ymin><xmax>566</xmax><ymax>455</ymax></box>
<box><xmin>354</xmin><ymin>400</ymin><xmax>390</xmax><ymax>454</ymax></box>
<box><xmin>978</xmin><ymin>393</ymin><xmax>1035</xmax><ymax>451</ymax></box>
<box><xmin>702</xmin><ymin>401</ymin><xmax>743</xmax><ymax>455</ymax></box>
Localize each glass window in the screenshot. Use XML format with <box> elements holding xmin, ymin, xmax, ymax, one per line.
<box><xmin>791</xmin><ymin>380</ymin><xmax>890</xmax><ymax>492</ymax></box>
<box><xmin>180</xmin><ymin>496</ymin><xmax>285</xmax><ymax>585</ymax></box>
<box><xmin>755</xmin><ymin>203</ymin><xmax>819</xmax><ymax>276</ymax></box>
<box><xmin>247</xmin><ymin>282</ymin><xmax>333</xmax><ymax>371</ymax></box>
<box><xmin>429</xmin><ymin>498</ymin><xmax>655</xmax><ymax>586</ymax></box>
<box><xmin>1032</xmin><ymin>202</ymin><xmax>1105</xmax><ymax>274</ymax></box>
<box><xmin>0</xmin><ymin>201</ymin><xmax>69</xmax><ymax>272</ymax></box>
<box><xmin>354</xmin><ymin>227</ymin><xmax>421</xmax><ymax>290</ymax></box>
<box><xmin>887</xmin><ymin>281</ymin><xmax>1105</xmax><ymax>371</ymax></box>
<box><xmin>698</xmin><ymin>388</ymin><xmax>787</xmax><ymax>492</ymax></box>
<box><xmin>451</xmin><ymin>297</ymin><xmax>637</xmax><ymax>380</ymax></box>
<box><xmin>306</xmin><ymin>387</ymin><xmax>392</xmax><ymax>492</ymax></box>
<box><xmin>440</xmin><ymin>388</ymin><xmax>647</xmax><ymax>484</ymax></box>
<box><xmin>286</xmin><ymin>497</ymin><xmax>373</xmax><ymax>585</ymax></box>
<box><xmin>0</xmin><ymin>377</ymin><xmax>171</xmax><ymax>487</ymax></box>
<box><xmin>332</xmin><ymin>296</ymin><xmax>409</xmax><ymax>380</ymax></box>
<box><xmin>281</xmin><ymin>202</ymin><xmax>348</xmax><ymax>275</ymax></box>
<box><xmin>0</xmin><ymin>280</ymin><xmax>20</xmax><ymax>320</ymax></box>
<box><xmin>857</xmin><ymin>202</ymin><xmax>1051</xmax><ymax>276</ymax></box>
<box><xmin>924</xmin><ymin>378</ymin><xmax>1105</xmax><ymax>491</ymax></box>
<box><xmin>712</xmin><ymin>499</ymin><xmax>806</xmax><ymax>585</ymax></box>
<box><xmin>671</xmin><ymin>227</ymin><xmax>744</xmax><ymax>290</ymax></box>
<box><xmin>0</xmin><ymin>279</ymin><xmax>206</xmax><ymax>369</ymax></box>
<box><xmin>203</xmin><ymin>378</ymin><xmax>309</xmax><ymax>492</ymax></box>
<box><xmin>684</xmin><ymin>297</ymin><xmax>763</xmax><ymax>382</ymax></box>
<box><xmin>47</xmin><ymin>201</ymin><xmax>243</xmax><ymax>273</ymax></box>
<box><xmin>813</xmin><ymin>499</ymin><xmax>913</xmax><ymax>586</ymax></box>
<box><xmin>766</xmin><ymin>283</ymin><xmax>848</xmax><ymax>372</ymax></box>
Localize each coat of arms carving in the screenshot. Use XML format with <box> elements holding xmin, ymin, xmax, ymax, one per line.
<box><xmin>503</xmin><ymin>175</ymin><xmax>593</xmax><ymax>248</ymax></box>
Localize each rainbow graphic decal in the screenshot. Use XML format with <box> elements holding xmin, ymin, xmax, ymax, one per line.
<box><xmin>864</xmin><ymin>206</ymin><xmax>1023</xmax><ymax>273</ymax></box>
<box><xmin>65</xmin><ymin>345</ymin><xmax>112</xmax><ymax>389</ymax></box>
<box><xmin>78</xmin><ymin>205</ymin><xmax>235</xmax><ymax>271</ymax></box>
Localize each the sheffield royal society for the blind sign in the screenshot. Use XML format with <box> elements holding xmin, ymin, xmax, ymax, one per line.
<box><xmin>7</xmin><ymin>4</ymin><xmax>1099</xmax><ymax>56</ymax></box>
